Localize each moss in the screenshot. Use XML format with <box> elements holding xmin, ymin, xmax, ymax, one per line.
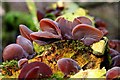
<box><xmin>33</xmin><ymin>40</ymin><xmax>103</xmax><ymax>73</ymax></box>
<box><xmin>1</xmin><ymin>60</ymin><xmax>19</xmax><ymax>76</ymax></box>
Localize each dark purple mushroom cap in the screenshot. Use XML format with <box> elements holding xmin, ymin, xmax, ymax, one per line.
<box><xmin>40</xmin><ymin>18</ymin><xmax>61</xmax><ymax>37</ymax></box>
<box><xmin>2</xmin><ymin>44</ymin><xmax>25</xmax><ymax>61</ymax></box>
<box><xmin>16</xmin><ymin>35</ymin><xmax>34</xmax><ymax>55</ymax></box>
<box><xmin>19</xmin><ymin>25</ymin><xmax>33</xmax><ymax>41</ymax></box>
<box><xmin>57</xmin><ymin>58</ymin><xmax>80</xmax><ymax>75</ymax></box>
<box><xmin>72</xmin><ymin>24</ymin><xmax>103</xmax><ymax>45</ymax></box>
<box><xmin>18</xmin><ymin>61</ymin><xmax>52</xmax><ymax>79</ymax></box>
<box><xmin>111</xmin><ymin>55</ymin><xmax>120</xmax><ymax>67</ymax></box>
<box><xmin>109</xmin><ymin>48</ymin><xmax>120</xmax><ymax>58</ymax></box>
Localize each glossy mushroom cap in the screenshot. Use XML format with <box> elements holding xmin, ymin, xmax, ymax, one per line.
<box><xmin>57</xmin><ymin>58</ymin><xmax>80</xmax><ymax>75</ymax></box>
<box><xmin>3</xmin><ymin>44</ymin><xmax>25</xmax><ymax>61</ymax></box>
<box><xmin>72</xmin><ymin>24</ymin><xmax>103</xmax><ymax>46</ymax></box>
<box><xmin>18</xmin><ymin>58</ymin><xmax>28</xmax><ymax>68</ymax></box>
<box><xmin>19</xmin><ymin>25</ymin><xmax>33</xmax><ymax>41</ymax></box>
<box><xmin>18</xmin><ymin>61</ymin><xmax>52</xmax><ymax>79</ymax></box>
<box><xmin>40</xmin><ymin>18</ymin><xmax>62</xmax><ymax>37</ymax></box>
<box><xmin>16</xmin><ymin>35</ymin><xmax>34</xmax><ymax>55</ymax></box>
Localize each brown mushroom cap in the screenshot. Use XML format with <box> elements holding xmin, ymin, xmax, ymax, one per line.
<box><xmin>18</xmin><ymin>58</ymin><xmax>28</xmax><ymax>68</ymax></box>
<box><xmin>56</xmin><ymin>17</ymin><xmax>81</xmax><ymax>39</ymax></box>
<box><xmin>57</xmin><ymin>58</ymin><xmax>80</xmax><ymax>75</ymax></box>
<box><xmin>40</xmin><ymin>18</ymin><xmax>61</xmax><ymax>37</ymax></box>
<box><xmin>16</xmin><ymin>35</ymin><xmax>34</xmax><ymax>55</ymax></box>
<box><xmin>19</xmin><ymin>25</ymin><xmax>33</xmax><ymax>41</ymax></box>
<box><xmin>76</xmin><ymin>16</ymin><xmax>92</xmax><ymax>25</ymax></box>
<box><xmin>106</xmin><ymin>67</ymin><xmax>120</xmax><ymax>79</ymax></box>
<box><xmin>18</xmin><ymin>62</ymin><xmax>52</xmax><ymax>79</ymax></box>
<box><xmin>30</xmin><ymin>31</ymin><xmax>61</xmax><ymax>40</ymax></box>
<box><xmin>109</xmin><ymin>40</ymin><xmax>120</xmax><ymax>53</ymax></box>
<box><xmin>72</xmin><ymin>24</ymin><xmax>103</xmax><ymax>45</ymax></box>
<box><xmin>3</xmin><ymin>44</ymin><xmax>25</xmax><ymax>61</ymax></box>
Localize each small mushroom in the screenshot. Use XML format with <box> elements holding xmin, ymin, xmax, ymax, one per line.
<box><xmin>57</xmin><ymin>58</ymin><xmax>80</xmax><ymax>76</ymax></box>
<box><xmin>72</xmin><ymin>24</ymin><xmax>103</xmax><ymax>46</ymax></box>
<box><xmin>111</xmin><ymin>55</ymin><xmax>120</xmax><ymax>67</ymax></box>
<box><xmin>108</xmin><ymin>40</ymin><xmax>120</xmax><ymax>53</ymax></box>
<box><xmin>37</xmin><ymin>10</ymin><xmax>45</xmax><ymax>21</ymax></box>
<box><xmin>18</xmin><ymin>62</ymin><xmax>52</xmax><ymax>79</ymax></box>
<box><xmin>76</xmin><ymin>16</ymin><xmax>92</xmax><ymax>25</ymax></box>
<box><xmin>18</xmin><ymin>58</ymin><xmax>28</xmax><ymax>68</ymax></box>
<box><xmin>95</xmin><ymin>18</ymin><xmax>108</xmax><ymax>35</ymax></box>
<box><xmin>2</xmin><ymin>44</ymin><xmax>25</xmax><ymax>61</ymax></box>
<box><xmin>19</xmin><ymin>25</ymin><xmax>33</xmax><ymax>41</ymax></box>
<box><xmin>109</xmin><ymin>48</ymin><xmax>120</xmax><ymax>58</ymax></box>
<box><xmin>106</xmin><ymin>67</ymin><xmax>120</xmax><ymax>80</ymax></box>
<box><xmin>16</xmin><ymin>35</ymin><xmax>34</xmax><ymax>55</ymax></box>
<box><xmin>40</xmin><ymin>18</ymin><xmax>61</xmax><ymax>37</ymax></box>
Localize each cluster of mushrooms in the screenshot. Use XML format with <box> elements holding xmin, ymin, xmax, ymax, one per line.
<box><xmin>2</xmin><ymin>16</ymin><xmax>120</xmax><ymax>79</ymax></box>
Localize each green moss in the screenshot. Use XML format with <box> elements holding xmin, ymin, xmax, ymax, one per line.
<box><xmin>1</xmin><ymin>60</ymin><xmax>19</xmax><ymax>76</ymax></box>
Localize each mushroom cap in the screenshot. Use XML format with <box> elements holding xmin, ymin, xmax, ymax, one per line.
<box><xmin>18</xmin><ymin>58</ymin><xmax>28</xmax><ymax>68</ymax></box>
<box><xmin>106</xmin><ymin>67</ymin><xmax>120</xmax><ymax>79</ymax></box>
<box><xmin>40</xmin><ymin>18</ymin><xmax>61</xmax><ymax>37</ymax></box>
<box><xmin>19</xmin><ymin>25</ymin><xmax>33</xmax><ymax>41</ymax></box>
<box><xmin>57</xmin><ymin>58</ymin><xmax>80</xmax><ymax>75</ymax></box>
<box><xmin>18</xmin><ymin>61</ymin><xmax>52</xmax><ymax>79</ymax></box>
<box><xmin>16</xmin><ymin>35</ymin><xmax>34</xmax><ymax>55</ymax></box>
<box><xmin>30</xmin><ymin>31</ymin><xmax>61</xmax><ymax>41</ymax></box>
<box><xmin>3</xmin><ymin>44</ymin><xmax>25</xmax><ymax>61</ymax></box>
<box><xmin>72</xmin><ymin>24</ymin><xmax>103</xmax><ymax>45</ymax></box>
<box><xmin>76</xmin><ymin>16</ymin><xmax>92</xmax><ymax>25</ymax></box>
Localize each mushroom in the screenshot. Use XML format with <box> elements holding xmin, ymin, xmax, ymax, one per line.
<box><xmin>109</xmin><ymin>48</ymin><xmax>120</xmax><ymax>58</ymax></box>
<box><xmin>18</xmin><ymin>62</ymin><xmax>52</xmax><ymax>79</ymax></box>
<box><xmin>2</xmin><ymin>44</ymin><xmax>26</xmax><ymax>61</ymax></box>
<box><xmin>37</xmin><ymin>10</ymin><xmax>45</xmax><ymax>21</ymax></box>
<box><xmin>108</xmin><ymin>40</ymin><xmax>120</xmax><ymax>53</ymax></box>
<box><xmin>95</xmin><ymin>18</ymin><xmax>108</xmax><ymax>35</ymax></box>
<box><xmin>72</xmin><ymin>24</ymin><xmax>103</xmax><ymax>46</ymax></box>
<box><xmin>19</xmin><ymin>24</ymin><xmax>33</xmax><ymax>41</ymax></box>
<box><xmin>40</xmin><ymin>18</ymin><xmax>62</xmax><ymax>38</ymax></box>
<box><xmin>106</xmin><ymin>67</ymin><xmax>120</xmax><ymax>80</ymax></box>
<box><xmin>76</xmin><ymin>16</ymin><xmax>92</xmax><ymax>25</ymax></box>
<box><xmin>57</xmin><ymin>58</ymin><xmax>80</xmax><ymax>76</ymax></box>
<box><xmin>56</xmin><ymin>17</ymin><xmax>81</xmax><ymax>39</ymax></box>
<box><xmin>18</xmin><ymin>58</ymin><xmax>28</xmax><ymax>68</ymax></box>
<box><xmin>112</xmin><ymin>55</ymin><xmax>120</xmax><ymax>67</ymax></box>
<box><xmin>16</xmin><ymin>35</ymin><xmax>34</xmax><ymax>55</ymax></box>
<box><xmin>30</xmin><ymin>31</ymin><xmax>60</xmax><ymax>45</ymax></box>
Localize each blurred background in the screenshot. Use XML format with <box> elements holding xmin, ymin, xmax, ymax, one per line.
<box><xmin>0</xmin><ymin>1</ymin><xmax>119</xmax><ymax>62</ymax></box>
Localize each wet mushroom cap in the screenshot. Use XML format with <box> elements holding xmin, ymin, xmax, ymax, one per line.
<box><xmin>19</xmin><ymin>25</ymin><xmax>33</xmax><ymax>41</ymax></box>
<box><xmin>57</xmin><ymin>58</ymin><xmax>80</xmax><ymax>75</ymax></box>
<box><xmin>3</xmin><ymin>44</ymin><xmax>25</xmax><ymax>61</ymax></box>
<box><xmin>18</xmin><ymin>58</ymin><xmax>28</xmax><ymax>68</ymax></box>
<box><xmin>18</xmin><ymin>61</ymin><xmax>52</xmax><ymax>79</ymax></box>
<box><xmin>16</xmin><ymin>35</ymin><xmax>34</xmax><ymax>55</ymax></box>
<box><xmin>76</xmin><ymin>16</ymin><xmax>92</xmax><ymax>25</ymax></box>
<box><xmin>30</xmin><ymin>31</ymin><xmax>61</xmax><ymax>41</ymax></box>
<box><xmin>40</xmin><ymin>18</ymin><xmax>61</xmax><ymax>37</ymax></box>
<box><xmin>72</xmin><ymin>24</ymin><xmax>103</xmax><ymax>45</ymax></box>
<box><xmin>106</xmin><ymin>67</ymin><xmax>120</xmax><ymax>79</ymax></box>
